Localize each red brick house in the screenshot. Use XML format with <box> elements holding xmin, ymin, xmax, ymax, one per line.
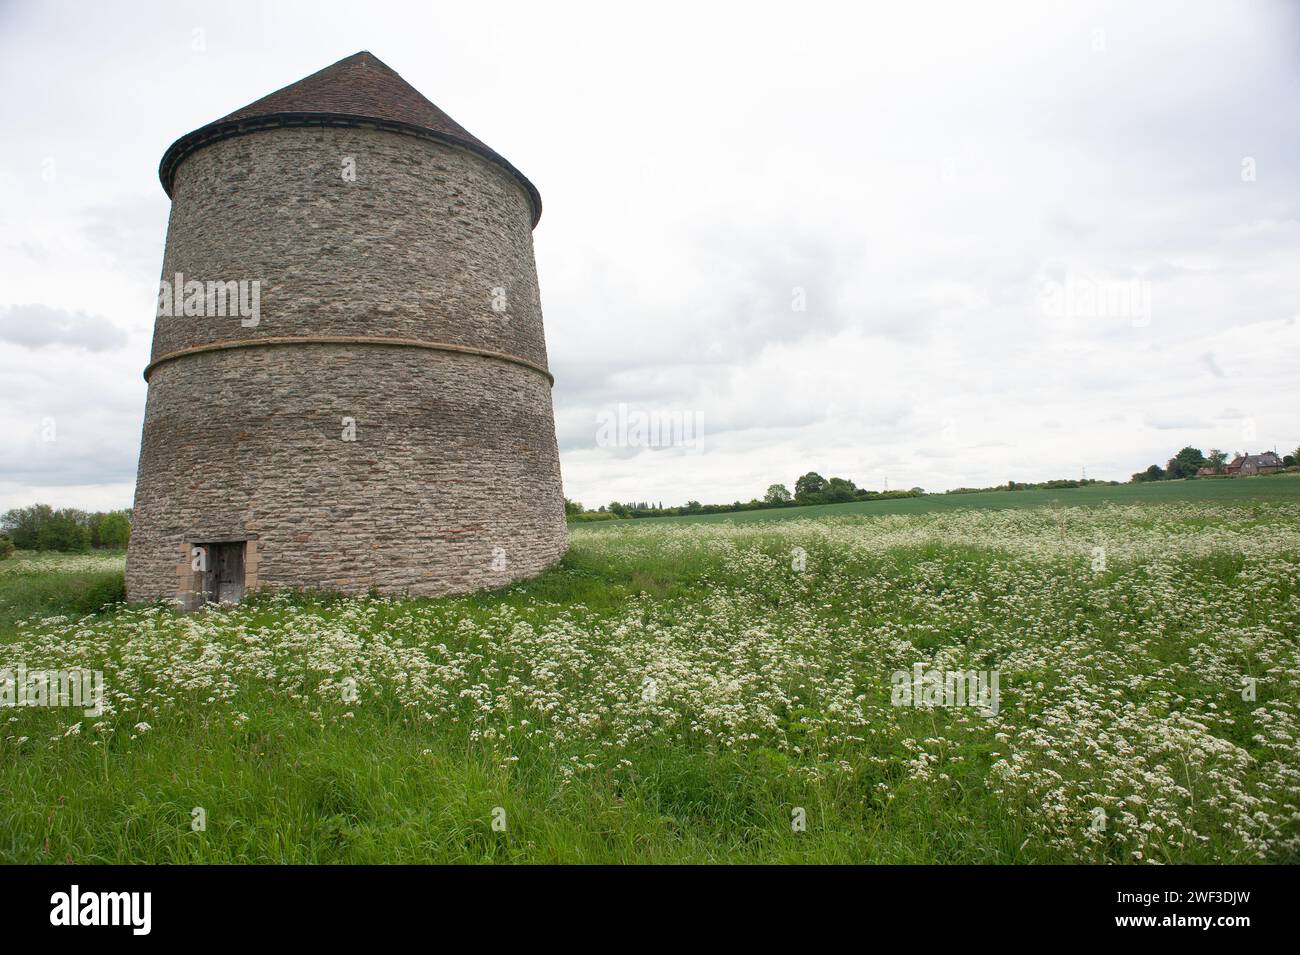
<box><xmin>1224</xmin><ymin>451</ymin><xmax>1285</xmax><ymax>476</ymax></box>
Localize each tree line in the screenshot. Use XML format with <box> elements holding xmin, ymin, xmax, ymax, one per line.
<box><xmin>0</xmin><ymin>504</ymin><xmax>131</xmax><ymax>558</ymax></box>
<box><xmin>568</xmin><ymin>472</ymin><xmax>925</xmax><ymax>521</ymax></box>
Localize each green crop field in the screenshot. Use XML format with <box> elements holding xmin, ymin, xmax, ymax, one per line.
<box><xmin>2</xmin><ymin>478</ymin><xmax>1298</xmax><ymax>863</ymax></box>
<box><xmin>582</xmin><ymin>473</ymin><xmax>1300</xmax><ymax>525</ymax></box>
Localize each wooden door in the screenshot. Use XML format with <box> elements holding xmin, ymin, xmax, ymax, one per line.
<box><xmin>214</xmin><ymin>543</ymin><xmax>245</xmax><ymax>603</ymax></box>
<box><xmin>201</xmin><ymin>542</ymin><xmax>246</xmax><ymax>604</ymax></box>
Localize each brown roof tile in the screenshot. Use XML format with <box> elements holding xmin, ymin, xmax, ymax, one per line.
<box><xmin>158</xmin><ymin>51</ymin><xmax>540</xmax><ymax>224</ymax></box>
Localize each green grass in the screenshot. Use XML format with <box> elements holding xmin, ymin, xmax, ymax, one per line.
<box><xmin>1</xmin><ymin>478</ymin><xmax>1297</xmax><ymax>864</ymax></box>
<box><xmin>0</xmin><ymin>551</ymin><xmax>125</xmax><ymax>640</ymax></box>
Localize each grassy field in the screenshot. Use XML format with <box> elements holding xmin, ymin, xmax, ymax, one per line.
<box><xmin>584</xmin><ymin>473</ymin><xmax>1300</xmax><ymax>525</ymax></box>
<box><xmin>0</xmin><ymin>551</ymin><xmax>126</xmax><ymax>641</ymax></box>
<box><xmin>1</xmin><ymin>479</ymin><xmax>1298</xmax><ymax>863</ymax></box>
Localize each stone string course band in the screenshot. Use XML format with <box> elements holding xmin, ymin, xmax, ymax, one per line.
<box><xmin>143</xmin><ymin>336</ymin><xmax>556</xmax><ymax>385</ymax></box>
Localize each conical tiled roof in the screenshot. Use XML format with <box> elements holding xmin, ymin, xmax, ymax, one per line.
<box><xmin>220</xmin><ymin>52</ymin><xmax>488</xmax><ymax>147</ymax></box>
<box><xmin>158</xmin><ymin>51</ymin><xmax>540</xmax><ymax>224</ymax></box>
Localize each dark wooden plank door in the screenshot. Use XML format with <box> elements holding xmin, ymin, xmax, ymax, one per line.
<box><xmin>214</xmin><ymin>543</ymin><xmax>245</xmax><ymax>604</ymax></box>
<box><xmin>200</xmin><ymin>542</ymin><xmax>246</xmax><ymax>605</ymax></box>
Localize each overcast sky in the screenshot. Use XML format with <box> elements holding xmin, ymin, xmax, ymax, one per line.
<box><xmin>2</xmin><ymin>0</ymin><xmax>1298</xmax><ymax>512</ymax></box>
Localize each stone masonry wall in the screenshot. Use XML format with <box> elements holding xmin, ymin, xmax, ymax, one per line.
<box><xmin>150</xmin><ymin>126</ymin><xmax>549</xmax><ymax>369</ymax></box>
<box><xmin>126</xmin><ymin>125</ymin><xmax>567</xmax><ymax>603</ymax></box>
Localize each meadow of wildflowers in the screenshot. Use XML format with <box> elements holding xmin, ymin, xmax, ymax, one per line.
<box><xmin>1</xmin><ymin>499</ymin><xmax>1297</xmax><ymax>863</ymax></box>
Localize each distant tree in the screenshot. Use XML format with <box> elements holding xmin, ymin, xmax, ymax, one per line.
<box><xmin>763</xmin><ymin>483</ymin><xmax>793</xmax><ymax>505</ymax></box>
<box><xmin>36</xmin><ymin>510</ymin><xmax>90</xmax><ymax>552</ymax></box>
<box><xmin>794</xmin><ymin>472</ymin><xmax>828</xmax><ymax>504</ymax></box>
<box><xmin>98</xmin><ymin>512</ymin><xmax>131</xmax><ymax>550</ymax></box>
<box><xmin>1</xmin><ymin>504</ymin><xmax>53</xmax><ymax>549</ymax></box>
<box><xmin>608</xmin><ymin>501</ymin><xmax>629</xmax><ymax>518</ymax></box>
<box><xmin>1132</xmin><ymin>464</ymin><xmax>1165</xmax><ymax>483</ymax></box>
<box><xmin>1165</xmin><ymin>447</ymin><xmax>1206</xmax><ymax>480</ymax></box>
<box><xmin>564</xmin><ymin>498</ymin><xmax>584</xmax><ymax>517</ymax></box>
<box><xmin>824</xmin><ymin>477</ymin><xmax>858</xmax><ymax>503</ymax></box>
<box><xmin>1206</xmin><ymin>449</ymin><xmax>1228</xmax><ymax>475</ymax></box>
<box><xmin>685</xmin><ymin>500</ymin><xmax>703</xmax><ymax>513</ymax></box>
<box><xmin>1285</xmin><ymin>455</ymin><xmax>1297</xmax><ymax>467</ymax></box>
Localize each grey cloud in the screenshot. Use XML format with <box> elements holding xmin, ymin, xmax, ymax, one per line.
<box><xmin>81</xmin><ymin>198</ymin><xmax>170</xmax><ymax>275</ymax></box>
<box><xmin>1145</xmin><ymin>417</ymin><xmax>1213</xmax><ymax>431</ymax></box>
<box><xmin>0</xmin><ymin>304</ymin><xmax>128</xmax><ymax>352</ymax></box>
<box><xmin>4</xmin><ymin>439</ymin><xmax>138</xmax><ymax>487</ymax></box>
<box><xmin>1043</xmin><ymin>209</ymin><xmax>1096</xmax><ymax>240</ymax></box>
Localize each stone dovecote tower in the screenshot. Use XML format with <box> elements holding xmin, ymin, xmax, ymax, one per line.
<box><xmin>126</xmin><ymin>52</ymin><xmax>567</xmax><ymax>606</ymax></box>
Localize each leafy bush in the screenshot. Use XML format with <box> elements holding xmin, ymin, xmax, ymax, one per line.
<box><xmin>97</xmin><ymin>512</ymin><xmax>131</xmax><ymax>550</ymax></box>
<box><xmin>36</xmin><ymin>511</ymin><xmax>91</xmax><ymax>552</ymax></box>
<box><xmin>1</xmin><ymin>504</ymin><xmax>52</xmax><ymax>548</ymax></box>
<box><xmin>0</xmin><ymin>534</ymin><xmax>14</xmax><ymax>561</ymax></box>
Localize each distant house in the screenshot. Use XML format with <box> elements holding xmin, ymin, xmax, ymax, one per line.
<box><xmin>1225</xmin><ymin>451</ymin><xmax>1285</xmax><ymax>476</ymax></box>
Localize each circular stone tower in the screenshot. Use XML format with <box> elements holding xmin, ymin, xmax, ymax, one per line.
<box><xmin>126</xmin><ymin>51</ymin><xmax>567</xmax><ymax>607</ymax></box>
